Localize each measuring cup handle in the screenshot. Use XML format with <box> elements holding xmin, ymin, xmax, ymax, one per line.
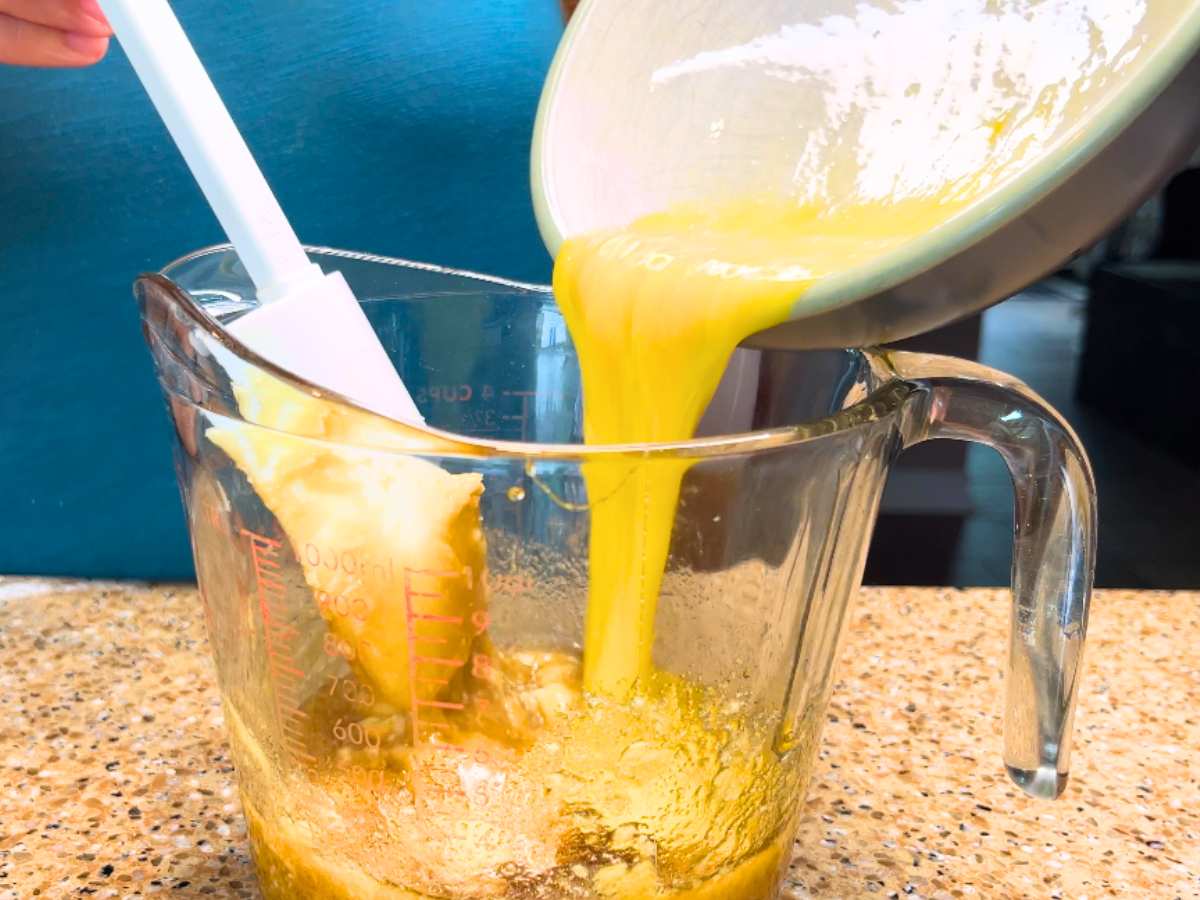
<box><xmin>887</xmin><ymin>351</ymin><xmax>1097</xmax><ymax>800</ymax></box>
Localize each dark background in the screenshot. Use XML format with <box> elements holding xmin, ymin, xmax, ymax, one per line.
<box><xmin>1</xmin><ymin>1</ymin><xmax>1196</xmax><ymax>587</ymax></box>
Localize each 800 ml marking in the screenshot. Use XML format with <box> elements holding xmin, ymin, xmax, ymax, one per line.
<box><xmin>323</xmin><ymin>632</ymin><xmax>373</xmax><ymax>661</ymax></box>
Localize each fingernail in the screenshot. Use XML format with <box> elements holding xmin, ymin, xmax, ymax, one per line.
<box><xmin>78</xmin><ymin>0</ymin><xmax>113</xmax><ymax>34</ymax></box>
<box><xmin>64</xmin><ymin>32</ymin><xmax>110</xmax><ymax>59</ymax></box>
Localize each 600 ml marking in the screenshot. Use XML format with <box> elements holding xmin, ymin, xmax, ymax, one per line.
<box><xmin>245</xmin><ymin>529</ymin><xmax>317</xmax><ymax>766</ymax></box>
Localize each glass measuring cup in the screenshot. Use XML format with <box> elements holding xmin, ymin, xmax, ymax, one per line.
<box><xmin>137</xmin><ymin>246</ymin><xmax>1095</xmax><ymax>899</ymax></box>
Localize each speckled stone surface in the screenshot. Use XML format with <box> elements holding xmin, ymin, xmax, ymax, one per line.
<box><xmin>0</xmin><ymin>579</ymin><xmax>1195</xmax><ymax>899</ymax></box>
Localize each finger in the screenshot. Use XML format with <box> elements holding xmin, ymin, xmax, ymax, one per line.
<box><xmin>0</xmin><ymin>0</ymin><xmax>111</xmax><ymax>38</ymax></box>
<box><xmin>0</xmin><ymin>13</ymin><xmax>109</xmax><ymax>67</ymax></box>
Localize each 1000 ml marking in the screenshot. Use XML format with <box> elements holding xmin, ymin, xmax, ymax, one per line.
<box><xmin>303</xmin><ymin>542</ymin><xmax>394</xmax><ymax>581</ymax></box>
<box><xmin>244</xmin><ymin>529</ymin><xmax>316</xmax><ymax>766</ymax></box>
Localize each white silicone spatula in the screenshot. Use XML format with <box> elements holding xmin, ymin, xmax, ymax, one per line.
<box><xmin>100</xmin><ymin>0</ymin><xmax>422</xmax><ymax>423</ymax></box>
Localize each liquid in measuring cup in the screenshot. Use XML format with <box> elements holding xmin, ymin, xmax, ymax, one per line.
<box><xmin>221</xmin><ymin>523</ymin><xmax>809</xmax><ymax>900</ymax></box>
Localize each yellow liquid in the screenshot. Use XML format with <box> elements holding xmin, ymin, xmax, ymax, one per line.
<box><xmin>554</xmin><ymin>195</ymin><xmax>962</xmax><ymax>697</ymax></box>
<box><xmin>226</xmin><ymin>649</ymin><xmax>807</xmax><ymax>898</ymax></box>
<box><xmin>208</xmin><ymin>193</ymin><xmax>963</xmax><ymax>897</ymax></box>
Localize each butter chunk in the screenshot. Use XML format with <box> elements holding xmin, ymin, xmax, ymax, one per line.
<box><xmin>207</xmin><ymin>372</ymin><xmax>487</xmax><ymax>713</ymax></box>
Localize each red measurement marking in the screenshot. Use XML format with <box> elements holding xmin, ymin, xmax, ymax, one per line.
<box><xmin>283</xmin><ymin>741</ymin><xmax>318</xmax><ymax>764</ymax></box>
<box><xmin>414</xmin><ymin>655</ymin><xmax>466</xmax><ymax>668</ymax></box>
<box><xmin>409</xmin><ymin>613</ymin><xmax>464</xmax><ymax>625</ymax></box>
<box><xmin>273</xmin><ymin>681</ymin><xmax>300</xmax><ymax>702</ymax></box>
<box><xmin>502</xmin><ymin>390</ymin><xmax>536</xmax><ymax>440</ymax></box>
<box><xmin>418</xmin><ymin>699</ymin><xmax>466</xmax><ymax>711</ymax></box>
<box><xmin>269</xmin><ymin>621</ymin><xmax>300</xmax><ymax>639</ymax></box>
<box><xmin>269</xmin><ymin>654</ymin><xmax>305</xmax><ymax>677</ymax></box>
<box><xmin>259</xmin><ymin>592</ymin><xmax>287</xmax><ymax>611</ymax></box>
<box><xmin>404</xmin><ymin>567</ymin><xmax>477</xmax><ymax>745</ymax></box>
<box><xmin>244</xmin><ymin>528</ymin><xmax>313</xmax><ymax>769</ymax></box>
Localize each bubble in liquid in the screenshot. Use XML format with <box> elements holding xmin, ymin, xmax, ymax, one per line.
<box><xmin>506</xmin><ymin>485</ymin><xmax>527</xmax><ymax>503</ymax></box>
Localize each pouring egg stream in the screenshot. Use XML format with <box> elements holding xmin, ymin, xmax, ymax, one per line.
<box><xmin>555</xmin><ymin>192</ymin><xmax>966</xmax><ymax>697</ymax></box>
<box><xmin>209</xmin><ymin>189</ymin><xmax>967</xmax><ymax>897</ymax></box>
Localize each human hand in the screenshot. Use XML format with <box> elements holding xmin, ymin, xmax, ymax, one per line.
<box><xmin>1</xmin><ymin>0</ymin><xmax>111</xmax><ymax>67</ymax></box>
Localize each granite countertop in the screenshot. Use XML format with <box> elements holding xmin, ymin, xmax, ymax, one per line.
<box><xmin>0</xmin><ymin>580</ymin><xmax>1195</xmax><ymax>899</ymax></box>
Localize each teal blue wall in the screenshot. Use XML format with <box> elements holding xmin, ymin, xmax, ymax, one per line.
<box><xmin>0</xmin><ymin>1</ymin><xmax>562</xmax><ymax>579</ymax></box>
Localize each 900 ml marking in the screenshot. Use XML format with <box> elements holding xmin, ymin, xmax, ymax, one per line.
<box><xmin>317</xmin><ymin>589</ymin><xmax>369</xmax><ymax>622</ymax></box>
